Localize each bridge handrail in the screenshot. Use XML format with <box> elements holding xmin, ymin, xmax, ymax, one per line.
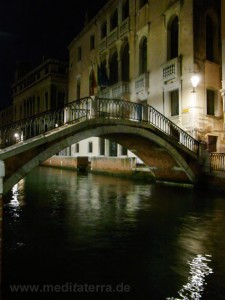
<box><xmin>96</xmin><ymin>97</ymin><xmax>200</xmax><ymax>155</ymax></box>
<box><xmin>0</xmin><ymin>96</ymin><xmax>200</xmax><ymax>155</ymax></box>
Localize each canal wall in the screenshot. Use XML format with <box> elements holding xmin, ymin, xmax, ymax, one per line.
<box><xmin>41</xmin><ymin>156</ymin><xmax>154</xmax><ymax>181</ymax></box>
<box><xmin>41</xmin><ymin>156</ymin><xmax>89</xmax><ymax>171</ymax></box>
<box><xmin>90</xmin><ymin>157</ymin><xmax>136</xmax><ymax>174</ymax></box>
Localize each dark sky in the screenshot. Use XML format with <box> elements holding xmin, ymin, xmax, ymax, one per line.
<box><xmin>0</xmin><ymin>0</ymin><xmax>108</xmax><ymax>110</ymax></box>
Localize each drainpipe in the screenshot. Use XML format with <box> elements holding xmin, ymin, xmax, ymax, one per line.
<box><xmin>0</xmin><ymin>160</ymin><xmax>5</xmax><ymax>289</ymax></box>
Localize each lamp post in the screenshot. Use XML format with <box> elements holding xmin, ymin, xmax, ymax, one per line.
<box><xmin>190</xmin><ymin>75</ymin><xmax>200</xmax><ymax>138</ymax></box>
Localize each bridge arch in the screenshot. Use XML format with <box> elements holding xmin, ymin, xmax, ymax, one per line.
<box><xmin>1</xmin><ymin>118</ymin><xmax>198</xmax><ymax>194</ymax></box>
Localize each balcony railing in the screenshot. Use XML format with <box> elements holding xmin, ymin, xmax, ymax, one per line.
<box><xmin>162</xmin><ymin>57</ymin><xmax>179</xmax><ymax>83</ymax></box>
<box><xmin>135</xmin><ymin>73</ymin><xmax>149</xmax><ymax>93</ymax></box>
<box><xmin>120</xmin><ymin>18</ymin><xmax>129</xmax><ymax>37</ymax></box>
<box><xmin>210</xmin><ymin>152</ymin><xmax>225</xmax><ymax>171</ymax></box>
<box><xmin>99</xmin><ymin>38</ymin><xmax>107</xmax><ymax>52</ymax></box>
<box><xmin>107</xmin><ymin>27</ymin><xmax>118</xmax><ymax>46</ymax></box>
<box><xmin>99</xmin><ymin>82</ymin><xmax>129</xmax><ymax>99</ymax></box>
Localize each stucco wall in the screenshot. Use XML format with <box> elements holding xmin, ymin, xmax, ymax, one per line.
<box><xmin>42</xmin><ymin>156</ymin><xmax>89</xmax><ymax>170</ymax></box>
<box><xmin>91</xmin><ymin>157</ymin><xmax>136</xmax><ymax>174</ymax></box>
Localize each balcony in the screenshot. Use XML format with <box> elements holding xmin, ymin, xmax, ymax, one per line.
<box><xmin>162</xmin><ymin>57</ymin><xmax>180</xmax><ymax>83</ymax></box>
<box><xmin>120</xmin><ymin>18</ymin><xmax>130</xmax><ymax>37</ymax></box>
<box><xmin>135</xmin><ymin>73</ymin><xmax>149</xmax><ymax>93</ymax></box>
<box><xmin>107</xmin><ymin>27</ymin><xmax>118</xmax><ymax>46</ymax></box>
<box><xmin>99</xmin><ymin>82</ymin><xmax>129</xmax><ymax>99</ymax></box>
<box><xmin>111</xmin><ymin>82</ymin><xmax>129</xmax><ymax>98</ymax></box>
<box><xmin>99</xmin><ymin>37</ymin><xmax>107</xmax><ymax>52</ymax></box>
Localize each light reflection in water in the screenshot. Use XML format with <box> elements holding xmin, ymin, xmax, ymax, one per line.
<box><xmin>167</xmin><ymin>254</ymin><xmax>213</xmax><ymax>300</ymax></box>
<box><xmin>3</xmin><ymin>168</ymin><xmax>225</xmax><ymax>299</ymax></box>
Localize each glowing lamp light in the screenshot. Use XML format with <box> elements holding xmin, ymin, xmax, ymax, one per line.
<box><xmin>14</xmin><ymin>133</ymin><xmax>19</xmax><ymax>139</ymax></box>
<box><xmin>55</xmin><ymin>123</ymin><xmax>59</xmax><ymax>128</ymax></box>
<box><xmin>191</xmin><ymin>75</ymin><xmax>200</xmax><ymax>92</ymax></box>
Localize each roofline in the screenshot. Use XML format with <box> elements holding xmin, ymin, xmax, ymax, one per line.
<box><xmin>68</xmin><ymin>0</ymin><xmax>115</xmax><ymax>50</ymax></box>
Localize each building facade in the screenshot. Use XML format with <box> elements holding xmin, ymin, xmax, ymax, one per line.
<box><xmin>12</xmin><ymin>59</ymin><xmax>68</xmax><ymax>122</ymax></box>
<box><xmin>68</xmin><ymin>0</ymin><xmax>224</xmax><ymax>156</ymax></box>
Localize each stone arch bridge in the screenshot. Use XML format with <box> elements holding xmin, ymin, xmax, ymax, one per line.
<box><xmin>0</xmin><ymin>97</ymin><xmax>204</xmax><ymax>194</ymax></box>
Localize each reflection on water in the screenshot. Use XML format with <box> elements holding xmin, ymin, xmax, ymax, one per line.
<box><xmin>167</xmin><ymin>254</ymin><xmax>213</xmax><ymax>300</ymax></box>
<box><xmin>3</xmin><ymin>167</ymin><xmax>225</xmax><ymax>299</ymax></box>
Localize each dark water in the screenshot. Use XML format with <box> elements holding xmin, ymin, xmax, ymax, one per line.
<box><xmin>3</xmin><ymin>167</ymin><xmax>225</xmax><ymax>299</ymax></box>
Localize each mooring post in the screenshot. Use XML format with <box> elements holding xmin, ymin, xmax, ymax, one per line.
<box><xmin>0</xmin><ymin>160</ymin><xmax>5</xmax><ymax>290</ymax></box>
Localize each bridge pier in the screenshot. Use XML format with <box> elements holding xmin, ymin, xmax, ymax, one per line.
<box><xmin>0</xmin><ymin>161</ymin><xmax>4</xmax><ymax>288</ymax></box>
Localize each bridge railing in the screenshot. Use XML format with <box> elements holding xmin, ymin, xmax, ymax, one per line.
<box><xmin>210</xmin><ymin>152</ymin><xmax>225</xmax><ymax>171</ymax></box>
<box><xmin>0</xmin><ymin>108</ymin><xmax>65</xmax><ymax>148</ymax></box>
<box><xmin>94</xmin><ymin>98</ymin><xmax>200</xmax><ymax>155</ymax></box>
<box><xmin>0</xmin><ymin>97</ymin><xmax>199</xmax><ymax>155</ymax></box>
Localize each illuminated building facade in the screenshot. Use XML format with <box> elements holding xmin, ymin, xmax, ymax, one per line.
<box><xmin>68</xmin><ymin>0</ymin><xmax>223</xmax><ymax>156</ymax></box>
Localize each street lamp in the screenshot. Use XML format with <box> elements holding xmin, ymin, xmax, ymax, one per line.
<box><xmin>191</xmin><ymin>75</ymin><xmax>200</xmax><ymax>93</ymax></box>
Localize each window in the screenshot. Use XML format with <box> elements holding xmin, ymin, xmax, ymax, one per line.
<box><xmin>88</xmin><ymin>142</ymin><xmax>93</xmax><ymax>153</ymax></box>
<box><xmin>37</xmin><ymin>96</ymin><xmax>40</xmax><ymax>113</ymax></box>
<box><xmin>110</xmin><ymin>9</ymin><xmax>118</xmax><ymax>31</ymax></box>
<box><xmin>122</xmin><ymin>0</ymin><xmax>129</xmax><ymax>21</ymax></box>
<box><xmin>139</xmin><ymin>37</ymin><xmax>147</xmax><ymax>74</ymax></box>
<box><xmin>45</xmin><ymin>92</ymin><xmax>49</xmax><ymax>110</ymax></box>
<box><xmin>140</xmin><ymin>0</ymin><xmax>148</xmax><ymax>9</ymax></box>
<box><xmin>77</xmin><ymin>78</ymin><xmax>81</xmax><ymax>99</ymax></box>
<box><xmin>101</xmin><ymin>21</ymin><xmax>107</xmax><ymax>39</ymax></box>
<box><xmin>76</xmin><ymin>143</ymin><xmax>79</xmax><ymax>153</ymax></box>
<box><xmin>206</xmin><ymin>15</ymin><xmax>216</xmax><ymax>62</ymax></box>
<box><xmin>89</xmin><ymin>70</ymin><xmax>96</xmax><ymax>96</ymax></box>
<box><xmin>77</xmin><ymin>46</ymin><xmax>82</xmax><ymax>61</ymax></box>
<box><xmin>170</xmin><ymin>89</ymin><xmax>179</xmax><ymax>116</ymax></box>
<box><xmin>90</xmin><ymin>35</ymin><xmax>95</xmax><ymax>50</ymax></box>
<box><xmin>121</xmin><ymin>146</ymin><xmax>128</xmax><ymax>155</ymax></box>
<box><xmin>109</xmin><ymin>51</ymin><xmax>118</xmax><ymax>85</ymax></box>
<box><xmin>168</xmin><ymin>16</ymin><xmax>179</xmax><ymax>60</ymax></box>
<box><xmin>121</xmin><ymin>43</ymin><xmax>130</xmax><ymax>81</ymax></box>
<box><xmin>207</xmin><ymin>89</ymin><xmax>215</xmax><ymax>115</ymax></box>
<box><xmin>99</xmin><ymin>138</ymin><xmax>105</xmax><ymax>155</ymax></box>
<box><xmin>109</xmin><ymin>140</ymin><xmax>117</xmax><ymax>156</ymax></box>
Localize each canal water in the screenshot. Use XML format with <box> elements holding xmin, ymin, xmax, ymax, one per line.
<box><xmin>3</xmin><ymin>167</ymin><xmax>225</xmax><ymax>299</ymax></box>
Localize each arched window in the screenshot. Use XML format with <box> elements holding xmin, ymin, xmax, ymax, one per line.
<box><xmin>168</xmin><ymin>16</ymin><xmax>179</xmax><ymax>60</ymax></box>
<box><xmin>109</xmin><ymin>51</ymin><xmax>118</xmax><ymax>85</ymax></box>
<box><xmin>206</xmin><ymin>15</ymin><xmax>216</xmax><ymax>62</ymax></box>
<box><xmin>101</xmin><ymin>21</ymin><xmax>107</xmax><ymax>39</ymax></box>
<box><xmin>122</xmin><ymin>0</ymin><xmax>129</xmax><ymax>21</ymax></box>
<box><xmin>110</xmin><ymin>9</ymin><xmax>118</xmax><ymax>31</ymax></box>
<box><xmin>139</xmin><ymin>37</ymin><xmax>147</xmax><ymax>75</ymax></box>
<box><xmin>121</xmin><ymin>43</ymin><xmax>130</xmax><ymax>81</ymax></box>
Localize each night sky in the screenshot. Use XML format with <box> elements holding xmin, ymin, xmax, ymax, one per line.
<box><xmin>0</xmin><ymin>0</ymin><xmax>108</xmax><ymax>110</ymax></box>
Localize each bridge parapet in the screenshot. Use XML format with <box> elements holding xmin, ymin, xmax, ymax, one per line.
<box><xmin>0</xmin><ymin>97</ymin><xmax>201</xmax><ymax>156</ymax></box>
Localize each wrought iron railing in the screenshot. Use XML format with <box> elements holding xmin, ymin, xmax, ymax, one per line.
<box><xmin>0</xmin><ymin>97</ymin><xmax>200</xmax><ymax>155</ymax></box>
<box><xmin>210</xmin><ymin>152</ymin><xmax>225</xmax><ymax>171</ymax></box>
